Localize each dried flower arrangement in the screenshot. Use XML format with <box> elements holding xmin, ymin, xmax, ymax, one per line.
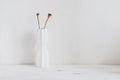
<box><xmin>35</xmin><ymin>13</ymin><xmax>52</xmax><ymax>67</ymax></box>
<box><xmin>36</xmin><ymin>13</ymin><xmax>52</xmax><ymax>29</ymax></box>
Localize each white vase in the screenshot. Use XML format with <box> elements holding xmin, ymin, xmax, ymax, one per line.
<box><xmin>35</xmin><ymin>29</ymin><xmax>49</xmax><ymax>68</ymax></box>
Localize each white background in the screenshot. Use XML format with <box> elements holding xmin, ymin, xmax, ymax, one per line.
<box><xmin>0</xmin><ymin>0</ymin><xmax>120</xmax><ymax>65</ymax></box>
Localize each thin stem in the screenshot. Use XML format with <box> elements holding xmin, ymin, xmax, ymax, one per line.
<box><xmin>44</xmin><ymin>18</ymin><xmax>49</xmax><ymax>29</ymax></box>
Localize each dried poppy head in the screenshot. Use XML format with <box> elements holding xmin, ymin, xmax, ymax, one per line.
<box><xmin>48</xmin><ymin>13</ymin><xmax>52</xmax><ymax>18</ymax></box>
<box><xmin>36</xmin><ymin>13</ymin><xmax>39</xmax><ymax>16</ymax></box>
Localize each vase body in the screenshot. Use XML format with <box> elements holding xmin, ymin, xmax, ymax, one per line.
<box><xmin>35</xmin><ymin>29</ymin><xmax>49</xmax><ymax>68</ymax></box>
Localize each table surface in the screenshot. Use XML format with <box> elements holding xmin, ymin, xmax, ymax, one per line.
<box><xmin>0</xmin><ymin>65</ymin><xmax>120</xmax><ymax>80</ymax></box>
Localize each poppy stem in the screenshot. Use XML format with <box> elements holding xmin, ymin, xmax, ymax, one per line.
<box><xmin>44</xmin><ymin>13</ymin><xmax>52</xmax><ymax>29</ymax></box>
<box><xmin>36</xmin><ymin>13</ymin><xmax>40</xmax><ymax>29</ymax></box>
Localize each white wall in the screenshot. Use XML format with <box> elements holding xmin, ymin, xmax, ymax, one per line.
<box><xmin>78</xmin><ymin>0</ymin><xmax>120</xmax><ymax>65</ymax></box>
<box><xmin>0</xmin><ymin>0</ymin><xmax>79</xmax><ymax>65</ymax></box>
<box><xmin>0</xmin><ymin>0</ymin><xmax>120</xmax><ymax>65</ymax></box>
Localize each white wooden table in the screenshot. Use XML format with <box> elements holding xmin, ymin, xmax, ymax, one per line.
<box><xmin>0</xmin><ymin>65</ymin><xmax>119</xmax><ymax>80</ymax></box>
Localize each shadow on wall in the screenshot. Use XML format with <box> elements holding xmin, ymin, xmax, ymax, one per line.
<box><xmin>0</xmin><ymin>26</ymin><xmax>36</xmax><ymax>64</ymax></box>
<box><xmin>21</xmin><ymin>32</ymin><xmax>36</xmax><ymax>64</ymax></box>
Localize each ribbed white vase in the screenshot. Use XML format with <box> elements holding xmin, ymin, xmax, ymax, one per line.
<box><xmin>35</xmin><ymin>29</ymin><xmax>49</xmax><ymax>68</ymax></box>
